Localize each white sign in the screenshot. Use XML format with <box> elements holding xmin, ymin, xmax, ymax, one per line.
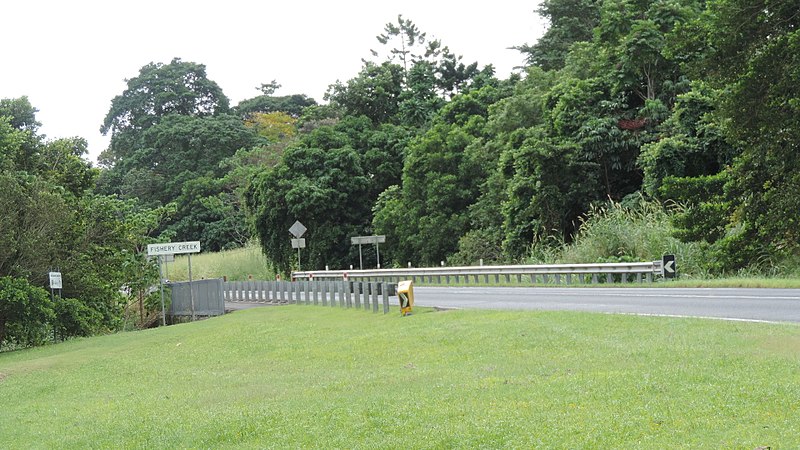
<box><xmin>291</xmin><ymin>238</ymin><xmax>306</xmax><ymax>249</ymax></box>
<box><xmin>289</xmin><ymin>221</ymin><xmax>307</xmax><ymax>238</ymax></box>
<box><xmin>351</xmin><ymin>235</ymin><xmax>386</xmax><ymax>245</ymax></box>
<box><xmin>147</xmin><ymin>241</ymin><xmax>201</xmax><ymax>256</ymax></box>
<box><xmin>49</xmin><ymin>272</ymin><xmax>62</xmax><ymax>289</ymax></box>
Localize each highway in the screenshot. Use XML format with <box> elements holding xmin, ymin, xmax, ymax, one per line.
<box><xmin>411</xmin><ymin>286</ymin><xmax>800</xmax><ymax>323</ymax></box>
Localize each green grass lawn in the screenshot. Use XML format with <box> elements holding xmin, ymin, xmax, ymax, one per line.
<box><xmin>2</xmin><ymin>307</ymin><xmax>798</xmax><ymax>448</ymax></box>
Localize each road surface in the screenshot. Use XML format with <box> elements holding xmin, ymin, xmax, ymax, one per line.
<box><xmin>412</xmin><ymin>286</ymin><xmax>800</xmax><ymax>323</ymax></box>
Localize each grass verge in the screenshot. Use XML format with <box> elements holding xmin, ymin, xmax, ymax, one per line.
<box><xmin>1</xmin><ymin>307</ymin><xmax>798</xmax><ymax>448</ymax></box>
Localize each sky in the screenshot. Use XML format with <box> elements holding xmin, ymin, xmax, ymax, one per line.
<box><xmin>2</xmin><ymin>1</ymin><xmax>546</xmax><ymax>162</ymax></box>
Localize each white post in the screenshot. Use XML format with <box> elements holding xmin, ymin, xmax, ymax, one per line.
<box><xmin>188</xmin><ymin>253</ymin><xmax>196</xmax><ymax>321</ymax></box>
<box><xmin>159</xmin><ymin>256</ymin><xmax>166</xmax><ymax>326</ymax></box>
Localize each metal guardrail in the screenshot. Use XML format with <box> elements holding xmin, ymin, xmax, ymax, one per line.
<box><xmin>293</xmin><ymin>260</ymin><xmax>666</xmax><ymax>285</ymax></box>
<box><xmin>223</xmin><ymin>280</ymin><xmax>395</xmax><ymax>314</ymax></box>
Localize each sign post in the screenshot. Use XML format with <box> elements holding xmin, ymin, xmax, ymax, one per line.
<box><xmin>48</xmin><ymin>271</ymin><xmax>62</xmax><ymax>342</ymax></box>
<box><xmin>291</xmin><ymin>238</ymin><xmax>306</xmax><ymax>270</ymax></box>
<box><xmin>350</xmin><ymin>235</ymin><xmax>386</xmax><ymax>269</ymax></box>
<box><xmin>289</xmin><ymin>221</ymin><xmax>307</xmax><ymax>271</ymax></box>
<box><xmin>147</xmin><ymin>241</ymin><xmax>201</xmax><ymax>322</ymax></box>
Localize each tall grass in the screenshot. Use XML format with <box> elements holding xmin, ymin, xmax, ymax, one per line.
<box><xmin>530</xmin><ymin>199</ymin><xmax>706</xmax><ymax>277</ymax></box>
<box><xmin>164</xmin><ymin>244</ymin><xmax>273</xmax><ymax>281</ymax></box>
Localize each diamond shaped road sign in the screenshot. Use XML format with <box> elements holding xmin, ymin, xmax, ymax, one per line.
<box><xmin>289</xmin><ymin>220</ymin><xmax>307</xmax><ymax>238</ymax></box>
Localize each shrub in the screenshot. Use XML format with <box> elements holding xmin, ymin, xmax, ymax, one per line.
<box><xmin>54</xmin><ymin>298</ymin><xmax>103</xmax><ymax>340</ymax></box>
<box><xmin>0</xmin><ymin>276</ymin><xmax>55</xmax><ymax>349</ymax></box>
<box><xmin>535</xmin><ymin>198</ymin><xmax>706</xmax><ymax>277</ymax></box>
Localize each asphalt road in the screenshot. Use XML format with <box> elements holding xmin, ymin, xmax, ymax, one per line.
<box><xmin>412</xmin><ymin>286</ymin><xmax>800</xmax><ymax>323</ymax></box>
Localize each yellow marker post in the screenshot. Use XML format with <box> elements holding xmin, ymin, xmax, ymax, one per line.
<box><xmin>397</xmin><ymin>280</ymin><xmax>414</xmax><ymax>316</ymax></box>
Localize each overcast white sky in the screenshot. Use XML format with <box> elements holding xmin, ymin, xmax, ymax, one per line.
<box><xmin>2</xmin><ymin>1</ymin><xmax>546</xmax><ymax>162</ymax></box>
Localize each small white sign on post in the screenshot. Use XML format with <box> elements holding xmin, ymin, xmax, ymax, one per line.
<box><xmin>147</xmin><ymin>241</ymin><xmax>201</xmax><ymax>256</ymax></box>
<box><xmin>49</xmin><ymin>272</ymin><xmax>62</xmax><ymax>289</ymax></box>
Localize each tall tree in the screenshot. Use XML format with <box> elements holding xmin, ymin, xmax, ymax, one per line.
<box><xmin>692</xmin><ymin>0</ymin><xmax>800</xmax><ymax>266</ymax></box>
<box><xmin>96</xmin><ymin>60</ymin><xmax>261</xmax><ymax>247</ymax></box>
<box><xmin>246</xmin><ymin>116</ymin><xmax>410</xmax><ymax>273</ymax></box>
<box><xmin>515</xmin><ymin>0</ymin><xmax>601</xmax><ymax>71</ymax></box>
<box><xmin>373</xmin><ymin>84</ymin><xmax>508</xmax><ymax>266</ymax></box>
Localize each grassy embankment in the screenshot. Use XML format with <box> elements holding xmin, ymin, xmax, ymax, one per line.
<box><xmin>166</xmin><ymin>244</ymin><xmax>273</xmax><ymax>282</ymax></box>
<box><xmin>1</xmin><ymin>306</ymin><xmax>798</xmax><ymax>448</ymax></box>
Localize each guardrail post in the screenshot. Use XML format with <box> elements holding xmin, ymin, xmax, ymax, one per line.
<box><xmin>354</xmin><ymin>281</ymin><xmax>362</xmax><ymax>309</ymax></box>
<box><xmin>371</xmin><ymin>282</ymin><xmax>379</xmax><ymax>313</ymax></box>
<box><xmin>591</xmin><ymin>274</ymin><xmax>598</xmax><ymax>284</ymax></box>
<box><xmin>382</xmin><ymin>282</ymin><xmax>389</xmax><ymax>314</ymax></box>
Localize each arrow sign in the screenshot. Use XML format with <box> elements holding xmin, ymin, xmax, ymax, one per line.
<box><xmin>662</xmin><ymin>254</ymin><xmax>676</xmax><ymax>279</ymax></box>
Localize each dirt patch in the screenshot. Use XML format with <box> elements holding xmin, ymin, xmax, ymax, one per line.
<box><xmin>0</xmin><ymin>372</ymin><xmax>6</xmax><ymax>382</ymax></box>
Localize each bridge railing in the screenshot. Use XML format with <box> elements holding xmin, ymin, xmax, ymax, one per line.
<box><xmin>292</xmin><ymin>260</ymin><xmax>666</xmax><ymax>285</ymax></box>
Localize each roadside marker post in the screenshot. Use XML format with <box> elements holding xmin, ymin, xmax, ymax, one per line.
<box><xmin>662</xmin><ymin>254</ymin><xmax>677</xmax><ymax>279</ymax></box>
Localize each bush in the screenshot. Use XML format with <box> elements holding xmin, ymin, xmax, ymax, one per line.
<box><xmin>54</xmin><ymin>298</ymin><xmax>103</xmax><ymax>340</ymax></box>
<box><xmin>448</xmin><ymin>229</ymin><xmax>506</xmax><ymax>266</ymax></box>
<box><xmin>0</xmin><ymin>276</ymin><xmax>55</xmax><ymax>349</ymax></box>
<box><xmin>534</xmin><ymin>198</ymin><xmax>706</xmax><ymax>277</ymax></box>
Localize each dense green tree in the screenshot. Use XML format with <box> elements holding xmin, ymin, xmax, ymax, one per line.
<box><xmin>515</xmin><ymin>0</ymin><xmax>601</xmax><ymax>71</ymax></box>
<box><xmin>373</xmin><ymin>84</ymin><xmax>508</xmax><ymax>266</ymax></box>
<box><xmin>100</xmin><ymin>58</ymin><xmax>229</xmax><ymax>146</ymax></box>
<box><xmin>99</xmin><ymin>113</ymin><xmax>258</xmax><ymax>204</ymax></box>
<box><xmin>0</xmin><ymin>98</ymin><xmax>42</xmax><ymax>172</ymax></box>
<box><xmin>695</xmin><ymin>0</ymin><xmax>800</xmax><ymax>263</ymax></box>
<box><xmin>235</xmin><ymin>93</ymin><xmax>317</xmax><ymax>119</ymax></box>
<box><xmin>39</xmin><ymin>137</ymin><xmax>99</xmax><ymax>197</ymax></box>
<box><xmin>326</xmin><ymin>62</ymin><xmax>406</xmax><ymax>124</ymax></box>
<box><xmin>0</xmin><ymin>276</ymin><xmax>54</xmax><ymax>349</ymax></box>
<box><xmin>1</xmin><ymin>97</ymin><xmax>175</xmax><ymax>339</ymax></box>
<box><xmin>0</xmin><ymin>173</ymin><xmax>70</xmax><ymax>281</ymax></box>
<box><xmin>95</xmin><ymin>59</ymin><xmax>260</xmax><ymax>247</ymax></box>
<box><xmin>247</xmin><ymin>116</ymin><xmax>409</xmax><ymax>273</ymax></box>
